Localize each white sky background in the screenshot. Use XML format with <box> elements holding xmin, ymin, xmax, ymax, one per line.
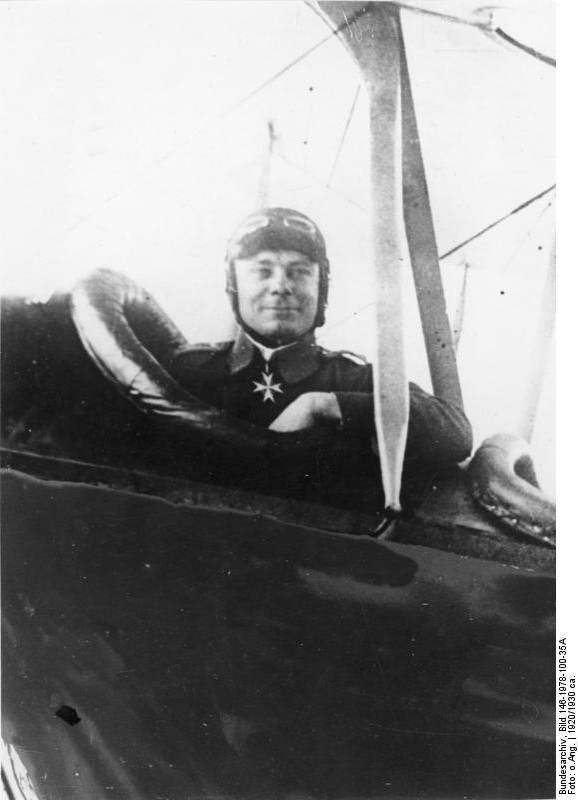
<box><xmin>0</xmin><ymin>0</ymin><xmax>555</xmax><ymax>491</ymax></box>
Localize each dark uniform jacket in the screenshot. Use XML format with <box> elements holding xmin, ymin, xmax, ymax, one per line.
<box><xmin>168</xmin><ymin>330</ymin><xmax>472</xmax><ymax>469</ymax></box>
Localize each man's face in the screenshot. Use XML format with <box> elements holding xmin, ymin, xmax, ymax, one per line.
<box><xmin>234</xmin><ymin>250</ymin><xmax>320</xmax><ymax>345</ymax></box>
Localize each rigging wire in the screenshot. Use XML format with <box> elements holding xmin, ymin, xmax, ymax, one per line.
<box><xmin>440</xmin><ymin>184</ymin><xmax>555</xmax><ymax>261</ymax></box>
<box><xmin>494</xmin><ymin>27</ymin><xmax>556</xmax><ymax>68</ymax></box>
<box><xmin>272</xmin><ymin>148</ymin><xmax>368</xmax><ymax>213</ymax></box>
<box><xmin>499</xmin><ymin>198</ymin><xmax>553</xmax><ymax>274</ymax></box>
<box><xmin>326</xmin><ymin>84</ymin><xmax>362</xmax><ymax>189</ymax></box>
<box><xmin>225</xmin><ymin>5</ymin><xmax>372</xmax><ymax>118</ymax></box>
<box><xmin>324</xmin><ymin>300</ymin><xmax>376</xmax><ymax>332</ymax></box>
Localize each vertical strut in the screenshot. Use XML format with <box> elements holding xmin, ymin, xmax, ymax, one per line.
<box><xmin>399</xmin><ymin>20</ymin><xmax>464</xmax><ymax>409</ymax></box>
<box><xmin>318</xmin><ymin>2</ymin><xmax>409</xmax><ymax>511</ymax></box>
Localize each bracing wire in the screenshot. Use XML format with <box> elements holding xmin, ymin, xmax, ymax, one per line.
<box><xmin>326</xmin><ymin>84</ymin><xmax>362</xmax><ymax>189</ymax></box>
<box><xmin>494</xmin><ymin>27</ymin><xmax>556</xmax><ymax>68</ymax></box>
<box><xmin>499</xmin><ymin>198</ymin><xmax>553</xmax><ymax>275</ymax></box>
<box><xmin>225</xmin><ymin>6</ymin><xmax>372</xmax><ymax>118</ymax></box>
<box><xmin>272</xmin><ymin>148</ymin><xmax>368</xmax><ymax>213</ymax></box>
<box><xmin>440</xmin><ymin>184</ymin><xmax>555</xmax><ymax>261</ymax></box>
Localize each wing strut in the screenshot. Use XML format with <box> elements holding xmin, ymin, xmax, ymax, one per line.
<box><xmin>318</xmin><ymin>2</ymin><xmax>409</xmax><ymax>514</ymax></box>
<box><xmin>399</xmin><ymin>20</ymin><xmax>464</xmax><ymax>409</ymax></box>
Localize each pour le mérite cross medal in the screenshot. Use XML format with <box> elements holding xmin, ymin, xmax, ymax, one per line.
<box><xmin>253</xmin><ymin>366</ymin><xmax>283</xmax><ymax>403</ymax></box>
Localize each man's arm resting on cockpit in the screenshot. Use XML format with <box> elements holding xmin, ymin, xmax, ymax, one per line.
<box><xmin>270</xmin><ymin>384</ymin><xmax>473</xmax><ymax>466</ymax></box>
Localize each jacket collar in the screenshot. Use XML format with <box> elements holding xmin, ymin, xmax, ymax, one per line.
<box><xmin>228</xmin><ymin>329</ymin><xmax>321</xmax><ymax>383</ymax></box>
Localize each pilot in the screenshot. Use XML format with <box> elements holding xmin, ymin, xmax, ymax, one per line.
<box><xmin>167</xmin><ymin>207</ymin><xmax>472</xmax><ymax>467</ymax></box>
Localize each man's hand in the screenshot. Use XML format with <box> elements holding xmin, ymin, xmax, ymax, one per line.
<box><xmin>269</xmin><ymin>392</ymin><xmax>342</xmax><ymax>432</ymax></box>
